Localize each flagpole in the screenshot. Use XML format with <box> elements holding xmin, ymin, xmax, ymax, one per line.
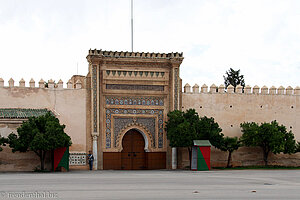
<box><xmin>131</xmin><ymin>0</ymin><xmax>133</xmax><ymax>52</ymax></box>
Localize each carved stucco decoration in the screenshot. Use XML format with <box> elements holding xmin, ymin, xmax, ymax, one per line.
<box><xmin>174</xmin><ymin>67</ymin><xmax>179</xmax><ymax>110</ymax></box>
<box><xmin>105</xmin><ymin>108</ymin><xmax>164</xmax><ymax>149</ymax></box>
<box><xmin>92</xmin><ymin>65</ymin><xmax>97</xmax><ymax>132</ymax></box>
<box><xmin>115</xmin><ymin>122</ymin><xmax>154</xmax><ymax>152</ymax></box>
<box><xmin>114</xmin><ymin>117</ymin><xmax>156</xmax><ymax>147</ymax></box>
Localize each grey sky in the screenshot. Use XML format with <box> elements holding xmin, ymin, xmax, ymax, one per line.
<box><xmin>1</xmin><ymin>0</ymin><xmax>300</xmax><ymax>88</ymax></box>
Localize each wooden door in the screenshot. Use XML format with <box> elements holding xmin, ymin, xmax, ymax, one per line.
<box><xmin>146</xmin><ymin>152</ymin><xmax>166</xmax><ymax>169</ymax></box>
<box><xmin>121</xmin><ymin>129</ymin><xmax>146</xmax><ymax>170</ymax></box>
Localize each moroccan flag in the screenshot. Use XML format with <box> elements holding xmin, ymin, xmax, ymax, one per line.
<box><xmin>54</xmin><ymin>147</ymin><xmax>69</xmax><ymax>171</ymax></box>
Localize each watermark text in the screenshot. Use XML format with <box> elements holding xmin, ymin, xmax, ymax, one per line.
<box><xmin>0</xmin><ymin>191</ymin><xmax>58</xmax><ymax>199</ymax></box>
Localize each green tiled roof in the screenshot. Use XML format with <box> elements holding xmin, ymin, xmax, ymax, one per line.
<box><xmin>193</xmin><ymin>140</ymin><xmax>211</xmax><ymax>147</ymax></box>
<box><xmin>0</xmin><ymin>108</ymin><xmax>52</xmax><ymax>119</ymax></box>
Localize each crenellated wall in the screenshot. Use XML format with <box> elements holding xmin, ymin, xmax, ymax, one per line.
<box><xmin>2</xmin><ymin>76</ymin><xmax>300</xmax><ymax>170</ymax></box>
<box><xmin>0</xmin><ymin>77</ymin><xmax>83</xmax><ymax>89</ymax></box>
<box><xmin>0</xmin><ymin>77</ymin><xmax>88</xmax><ymax>171</ymax></box>
<box><xmin>181</xmin><ymin>83</ymin><xmax>300</xmax><ymax>168</ymax></box>
<box><xmin>183</xmin><ymin>83</ymin><xmax>300</xmax><ymax>95</ymax></box>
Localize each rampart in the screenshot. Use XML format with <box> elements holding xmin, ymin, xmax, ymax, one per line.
<box><xmin>0</xmin><ymin>77</ymin><xmax>87</xmax><ymax>171</ymax></box>
<box><xmin>180</xmin><ymin>83</ymin><xmax>300</xmax><ymax>168</ymax></box>
<box><xmin>1</xmin><ymin>77</ymin><xmax>300</xmax><ymax>170</ymax></box>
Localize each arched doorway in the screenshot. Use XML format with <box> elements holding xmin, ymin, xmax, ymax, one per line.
<box><xmin>103</xmin><ymin>127</ymin><xmax>166</xmax><ymax>170</ymax></box>
<box><xmin>121</xmin><ymin>129</ymin><xmax>146</xmax><ymax>170</ymax></box>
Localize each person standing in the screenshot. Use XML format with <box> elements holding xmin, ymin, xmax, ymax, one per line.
<box><xmin>87</xmin><ymin>150</ymin><xmax>94</xmax><ymax>170</ymax></box>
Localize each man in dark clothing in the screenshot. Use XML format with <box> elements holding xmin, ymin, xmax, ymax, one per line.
<box><xmin>87</xmin><ymin>150</ymin><xmax>94</xmax><ymax>170</ymax></box>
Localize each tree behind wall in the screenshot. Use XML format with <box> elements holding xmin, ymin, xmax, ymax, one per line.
<box><xmin>166</xmin><ymin>109</ymin><xmax>224</xmax><ymax>168</ymax></box>
<box><xmin>223</xmin><ymin>68</ymin><xmax>245</xmax><ymax>89</ymax></box>
<box><xmin>7</xmin><ymin>112</ymin><xmax>72</xmax><ymax>170</ymax></box>
<box><xmin>240</xmin><ymin>121</ymin><xmax>296</xmax><ymax>166</ymax></box>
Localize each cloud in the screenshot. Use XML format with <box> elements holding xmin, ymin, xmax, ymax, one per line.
<box><xmin>0</xmin><ymin>0</ymin><xmax>300</xmax><ymax>88</ymax></box>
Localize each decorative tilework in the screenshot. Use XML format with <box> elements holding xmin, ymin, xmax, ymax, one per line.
<box><xmin>105</xmin><ymin>108</ymin><xmax>164</xmax><ymax>148</ymax></box>
<box><xmin>106</xmin><ymin>96</ymin><xmax>164</xmax><ymax>106</ymax></box>
<box><xmin>106</xmin><ymin>70</ymin><xmax>165</xmax><ymax>78</ymax></box>
<box><xmin>114</xmin><ymin>117</ymin><xmax>133</xmax><ymax>147</ymax></box>
<box><xmin>105</xmin><ymin>109</ymin><xmax>112</xmax><ymax>148</ymax></box>
<box><xmin>92</xmin><ymin>65</ymin><xmax>97</xmax><ymax>132</ymax></box>
<box><xmin>114</xmin><ymin>117</ymin><xmax>156</xmax><ymax>147</ymax></box>
<box><xmin>174</xmin><ymin>68</ymin><xmax>179</xmax><ymax>110</ymax></box>
<box><xmin>69</xmin><ymin>153</ymin><xmax>86</xmax><ymax>165</ymax></box>
<box><xmin>0</xmin><ymin>108</ymin><xmax>53</xmax><ymax>119</ymax></box>
<box><xmin>136</xmin><ymin>118</ymin><xmax>156</xmax><ymax>142</ymax></box>
<box><xmin>106</xmin><ymin>84</ymin><xmax>164</xmax><ymax>91</ymax></box>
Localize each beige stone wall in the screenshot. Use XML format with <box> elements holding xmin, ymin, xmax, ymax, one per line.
<box><xmin>181</xmin><ymin>84</ymin><xmax>300</xmax><ymax>167</ymax></box>
<box><xmin>178</xmin><ymin>147</ymin><xmax>300</xmax><ymax>168</ymax></box>
<box><xmin>0</xmin><ymin>81</ymin><xmax>86</xmax><ymax>171</ymax></box>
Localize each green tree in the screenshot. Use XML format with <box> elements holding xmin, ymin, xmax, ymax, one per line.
<box><xmin>7</xmin><ymin>112</ymin><xmax>72</xmax><ymax>170</ymax></box>
<box><xmin>220</xmin><ymin>137</ymin><xmax>241</xmax><ymax>168</ymax></box>
<box><xmin>223</xmin><ymin>68</ymin><xmax>245</xmax><ymax>89</ymax></box>
<box><xmin>197</xmin><ymin>116</ymin><xmax>224</xmax><ymax>149</ymax></box>
<box><xmin>296</xmin><ymin>142</ymin><xmax>300</xmax><ymax>153</ymax></box>
<box><xmin>240</xmin><ymin>121</ymin><xmax>296</xmax><ymax>166</ymax></box>
<box><xmin>166</xmin><ymin>109</ymin><xmax>224</xmax><ymax>167</ymax></box>
<box><xmin>0</xmin><ymin>135</ymin><xmax>8</xmax><ymax>151</ymax></box>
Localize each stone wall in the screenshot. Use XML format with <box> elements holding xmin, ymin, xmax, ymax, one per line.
<box><xmin>2</xmin><ymin>75</ymin><xmax>300</xmax><ymax>170</ymax></box>
<box><xmin>181</xmin><ymin>83</ymin><xmax>300</xmax><ymax>168</ymax></box>
<box><xmin>0</xmin><ymin>78</ymin><xmax>87</xmax><ymax>171</ymax></box>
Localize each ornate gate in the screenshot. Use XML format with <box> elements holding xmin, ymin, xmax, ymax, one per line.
<box><xmin>87</xmin><ymin>49</ymin><xmax>183</xmax><ymax>169</ymax></box>
<box><xmin>121</xmin><ymin>129</ymin><xmax>146</xmax><ymax>170</ymax></box>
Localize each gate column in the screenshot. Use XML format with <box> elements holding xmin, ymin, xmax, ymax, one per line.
<box><xmin>172</xmin><ymin>147</ymin><xmax>177</xmax><ymax>169</ymax></box>
<box><xmin>92</xmin><ymin>132</ymin><xmax>99</xmax><ymax>170</ymax></box>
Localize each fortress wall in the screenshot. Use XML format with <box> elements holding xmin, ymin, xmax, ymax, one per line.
<box><xmin>0</xmin><ymin>78</ymin><xmax>87</xmax><ymax>171</ymax></box>
<box><xmin>180</xmin><ymin>83</ymin><xmax>300</xmax><ymax>168</ymax></box>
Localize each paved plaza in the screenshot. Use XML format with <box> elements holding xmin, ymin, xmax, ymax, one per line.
<box><xmin>0</xmin><ymin>170</ymin><xmax>300</xmax><ymax>200</ymax></box>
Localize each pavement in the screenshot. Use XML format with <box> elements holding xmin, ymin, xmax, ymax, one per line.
<box><xmin>0</xmin><ymin>169</ymin><xmax>300</xmax><ymax>200</ymax></box>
